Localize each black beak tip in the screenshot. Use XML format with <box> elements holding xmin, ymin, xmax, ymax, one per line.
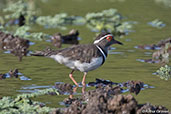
<box><xmin>115</xmin><ymin>40</ymin><xmax>123</xmax><ymax>45</ymax></box>
<box><xmin>119</xmin><ymin>42</ymin><xmax>123</xmax><ymax>45</ymax></box>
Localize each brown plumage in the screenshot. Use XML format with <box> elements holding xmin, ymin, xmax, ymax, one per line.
<box><xmin>31</xmin><ymin>32</ymin><xmax>123</xmax><ymax>87</ymax></box>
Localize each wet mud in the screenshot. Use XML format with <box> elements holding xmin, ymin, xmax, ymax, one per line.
<box><xmin>50</xmin><ymin>81</ymin><xmax>168</xmax><ymax>114</ymax></box>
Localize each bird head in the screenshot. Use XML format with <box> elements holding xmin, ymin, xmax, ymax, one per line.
<box><xmin>93</xmin><ymin>33</ymin><xmax>123</xmax><ymax>47</ymax></box>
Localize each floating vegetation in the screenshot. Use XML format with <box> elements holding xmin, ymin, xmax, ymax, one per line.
<box><xmin>0</xmin><ymin>16</ymin><xmax>5</xmax><ymax>26</ymax></box>
<box><xmin>148</xmin><ymin>19</ymin><xmax>166</xmax><ymax>28</ymax></box>
<box><xmin>156</xmin><ymin>65</ymin><xmax>171</xmax><ymax>80</ymax></box>
<box><xmin>36</xmin><ymin>13</ymin><xmax>86</xmax><ymax>30</ymax></box>
<box><xmin>3</xmin><ymin>0</ymin><xmax>37</xmax><ymax>26</ymax></box>
<box><xmin>85</xmin><ymin>9</ymin><xmax>133</xmax><ymax>36</ymax></box>
<box><xmin>0</xmin><ymin>31</ymin><xmax>30</xmax><ymax>61</ymax></box>
<box><xmin>14</xmin><ymin>26</ymin><xmax>50</xmax><ymax>40</ymax></box>
<box><xmin>36</xmin><ymin>8</ymin><xmax>133</xmax><ymax>37</ymax></box>
<box><xmin>155</xmin><ymin>0</ymin><xmax>171</xmax><ymax>7</ymax></box>
<box><xmin>0</xmin><ymin>88</ymin><xmax>58</xmax><ymax>113</ymax></box>
<box><xmin>1</xmin><ymin>25</ymin><xmax>50</xmax><ymax>41</ymax></box>
<box><xmin>1</xmin><ymin>0</ymin><xmax>134</xmax><ymax>40</ymax></box>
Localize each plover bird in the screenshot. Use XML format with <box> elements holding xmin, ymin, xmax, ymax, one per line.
<box><xmin>31</xmin><ymin>33</ymin><xmax>123</xmax><ymax>86</ymax></box>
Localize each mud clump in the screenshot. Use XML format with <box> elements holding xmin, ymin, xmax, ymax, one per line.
<box><xmin>88</xmin><ymin>78</ymin><xmax>144</xmax><ymax>95</ymax></box>
<box><xmin>123</xmin><ymin>80</ymin><xmax>144</xmax><ymax>95</ymax></box>
<box><xmin>55</xmin><ymin>83</ymin><xmax>73</xmax><ymax>95</ymax></box>
<box><xmin>51</xmin><ymin>82</ymin><xmax>169</xmax><ymax>114</ymax></box>
<box><xmin>0</xmin><ymin>31</ymin><xmax>30</xmax><ymax>61</ymax></box>
<box><xmin>135</xmin><ymin>38</ymin><xmax>171</xmax><ymax>65</ymax></box>
<box><xmin>8</xmin><ymin>69</ymin><xmax>19</xmax><ymax>78</ymax></box>
<box><xmin>137</xmin><ymin>103</ymin><xmax>169</xmax><ymax>114</ymax></box>
<box><xmin>136</xmin><ymin>38</ymin><xmax>171</xmax><ymax>50</ymax></box>
<box><xmin>0</xmin><ymin>73</ymin><xmax>6</xmax><ymax>79</ymax></box>
<box><xmin>107</xmin><ymin>94</ymin><xmax>137</xmax><ymax>114</ymax></box>
<box><xmin>51</xmin><ymin>29</ymin><xmax>79</xmax><ymax>48</ymax></box>
<box><xmin>0</xmin><ymin>69</ymin><xmax>19</xmax><ymax>80</ymax></box>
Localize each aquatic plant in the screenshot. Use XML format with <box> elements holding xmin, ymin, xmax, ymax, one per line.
<box><xmin>156</xmin><ymin>65</ymin><xmax>171</xmax><ymax>80</ymax></box>
<box><xmin>148</xmin><ymin>19</ymin><xmax>166</xmax><ymax>28</ymax></box>
<box><xmin>0</xmin><ymin>88</ymin><xmax>59</xmax><ymax>113</ymax></box>
<box><xmin>0</xmin><ymin>25</ymin><xmax>8</xmax><ymax>33</ymax></box>
<box><xmin>3</xmin><ymin>0</ymin><xmax>37</xmax><ymax>25</ymax></box>
<box><xmin>14</xmin><ymin>26</ymin><xmax>50</xmax><ymax>40</ymax></box>
<box><xmin>36</xmin><ymin>9</ymin><xmax>133</xmax><ymax>36</ymax></box>
<box><xmin>155</xmin><ymin>0</ymin><xmax>171</xmax><ymax>7</ymax></box>
<box><xmin>85</xmin><ymin>9</ymin><xmax>133</xmax><ymax>36</ymax></box>
<box><xmin>36</xmin><ymin>13</ymin><xmax>85</xmax><ymax>29</ymax></box>
<box><xmin>0</xmin><ymin>16</ymin><xmax>5</xmax><ymax>26</ymax></box>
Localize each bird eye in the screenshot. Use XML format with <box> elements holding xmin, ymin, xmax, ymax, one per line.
<box><xmin>106</xmin><ymin>36</ymin><xmax>112</xmax><ymax>41</ymax></box>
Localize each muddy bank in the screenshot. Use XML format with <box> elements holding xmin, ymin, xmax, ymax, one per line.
<box><xmin>51</xmin><ymin>82</ymin><xmax>169</xmax><ymax>114</ymax></box>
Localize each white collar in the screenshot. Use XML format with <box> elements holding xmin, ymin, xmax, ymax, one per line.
<box><xmin>94</xmin><ymin>34</ymin><xmax>113</xmax><ymax>44</ymax></box>
<box><xmin>95</xmin><ymin>45</ymin><xmax>106</xmax><ymax>60</ymax></box>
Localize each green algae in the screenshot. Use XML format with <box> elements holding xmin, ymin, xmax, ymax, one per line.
<box><xmin>156</xmin><ymin>65</ymin><xmax>171</xmax><ymax>80</ymax></box>
<box><xmin>0</xmin><ymin>88</ymin><xmax>58</xmax><ymax>113</ymax></box>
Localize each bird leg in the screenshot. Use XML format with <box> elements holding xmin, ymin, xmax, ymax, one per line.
<box><xmin>69</xmin><ymin>70</ymin><xmax>79</xmax><ymax>86</ymax></box>
<box><xmin>82</xmin><ymin>72</ymin><xmax>87</xmax><ymax>87</ymax></box>
<box><xmin>69</xmin><ymin>86</ymin><xmax>78</xmax><ymax>99</ymax></box>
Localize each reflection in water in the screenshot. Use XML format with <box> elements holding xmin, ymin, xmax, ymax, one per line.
<box><xmin>17</xmin><ymin>80</ymin><xmax>154</xmax><ymax>107</ymax></box>
<box><xmin>69</xmin><ymin>86</ymin><xmax>86</xmax><ymax>99</ymax></box>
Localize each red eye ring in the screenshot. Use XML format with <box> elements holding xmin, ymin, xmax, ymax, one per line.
<box><xmin>106</xmin><ymin>36</ymin><xmax>112</xmax><ymax>41</ymax></box>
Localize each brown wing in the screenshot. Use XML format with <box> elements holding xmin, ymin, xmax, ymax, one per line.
<box><xmin>59</xmin><ymin>44</ymin><xmax>100</xmax><ymax>63</ymax></box>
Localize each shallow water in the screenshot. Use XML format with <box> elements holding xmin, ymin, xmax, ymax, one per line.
<box><xmin>0</xmin><ymin>0</ymin><xmax>171</xmax><ymax>109</ymax></box>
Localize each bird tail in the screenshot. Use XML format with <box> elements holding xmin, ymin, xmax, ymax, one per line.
<box><xmin>31</xmin><ymin>47</ymin><xmax>55</xmax><ymax>57</ymax></box>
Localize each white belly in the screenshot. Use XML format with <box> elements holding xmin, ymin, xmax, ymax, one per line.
<box><xmin>50</xmin><ymin>54</ymin><xmax>103</xmax><ymax>72</ymax></box>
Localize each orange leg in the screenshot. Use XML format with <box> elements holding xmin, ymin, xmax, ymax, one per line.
<box><xmin>69</xmin><ymin>70</ymin><xmax>79</xmax><ymax>86</ymax></box>
<box><xmin>69</xmin><ymin>86</ymin><xmax>78</xmax><ymax>99</ymax></box>
<box><xmin>82</xmin><ymin>72</ymin><xmax>87</xmax><ymax>87</ymax></box>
